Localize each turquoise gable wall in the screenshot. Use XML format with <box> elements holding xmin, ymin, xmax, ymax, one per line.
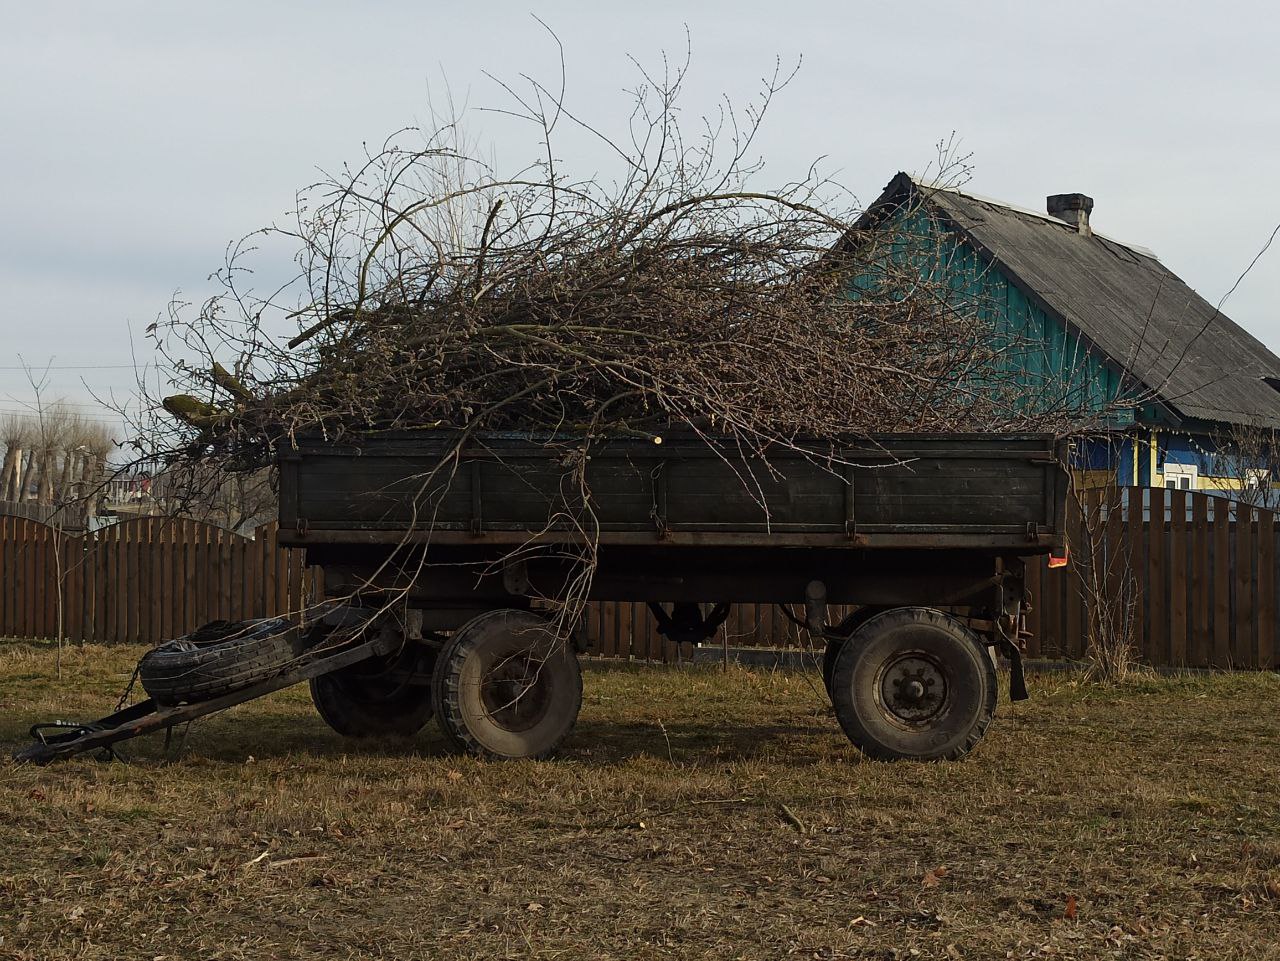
<box><xmin>855</xmin><ymin>205</ymin><xmax>1134</xmax><ymax>426</ymax></box>
<box><xmin>851</xmin><ymin>197</ymin><xmax>1275</xmax><ymax>492</ymax></box>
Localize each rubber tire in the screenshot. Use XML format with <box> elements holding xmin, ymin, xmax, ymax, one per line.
<box><xmin>432</xmin><ymin>609</ymin><xmax>582</xmax><ymax>760</ymax></box>
<box><xmin>829</xmin><ymin>607</ymin><xmax>996</xmax><ymax>761</ymax></box>
<box><xmin>822</xmin><ymin>607</ymin><xmax>887</xmax><ymax>695</ymax></box>
<box><xmin>139</xmin><ymin>618</ymin><xmax>297</xmax><ymax>706</ymax></box>
<box><xmin>310</xmin><ymin>645</ymin><xmax>436</xmax><ymax>738</ymax></box>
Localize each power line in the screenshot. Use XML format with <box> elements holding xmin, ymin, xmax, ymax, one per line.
<box><xmin>0</xmin><ymin>407</ymin><xmax>128</xmax><ymax>424</ymax></box>
<box><xmin>0</xmin><ymin>364</ymin><xmax>145</xmax><ymax>371</ymax></box>
<box><xmin>0</xmin><ymin>398</ymin><xmax>137</xmax><ymax>409</ymax></box>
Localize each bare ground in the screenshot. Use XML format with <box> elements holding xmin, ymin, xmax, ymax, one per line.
<box><xmin>1</xmin><ymin>641</ymin><xmax>1278</xmax><ymax>960</ymax></box>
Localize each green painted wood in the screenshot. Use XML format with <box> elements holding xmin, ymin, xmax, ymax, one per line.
<box><xmin>854</xmin><ymin>207</ymin><xmax>1135</xmax><ymax>425</ymax></box>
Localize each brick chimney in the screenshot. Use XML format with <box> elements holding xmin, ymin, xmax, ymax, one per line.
<box><xmin>1047</xmin><ymin>193</ymin><xmax>1094</xmax><ymax>236</ymax></box>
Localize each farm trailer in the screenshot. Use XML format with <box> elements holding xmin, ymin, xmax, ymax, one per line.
<box><xmin>17</xmin><ymin>432</ymin><xmax>1068</xmax><ymax>764</ymax></box>
<box><xmin>277</xmin><ymin>431</ymin><xmax>1068</xmax><ymax>761</ymax></box>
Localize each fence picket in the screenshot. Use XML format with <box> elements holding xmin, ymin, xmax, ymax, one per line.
<box><xmin>148</xmin><ymin>518</ymin><xmax>163</xmax><ymax>645</ymax></box>
<box><xmin>1212</xmin><ymin>499</ymin><xmax>1232</xmax><ymax>668</ymax></box>
<box><xmin>1112</xmin><ymin>492</ymin><xmax>1129</xmax><ymax>653</ymax></box>
<box><xmin>94</xmin><ymin>524</ymin><xmax>108</xmax><ymax>642</ymax></box>
<box><xmin>129</xmin><ymin>520</ymin><xmax>142</xmax><ymax>643</ymax></box>
<box><xmin>1168</xmin><ymin>489</ymin><xmax>1187</xmax><ymax>667</ymax></box>
<box><xmin>158</xmin><ymin>519</ymin><xmax>171</xmax><ymax>641</ymax></box>
<box><xmin>604</xmin><ymin>601</ymin><xmax>619</xmax><ymax>658</ymax></box>
<box><xmin>32</xmin><ymin>519</ymin><xmax>43</xmax><ymax>636</ymax></box>
<box><xmin>635</xmin><ymin>602</ymin><xmax>647</xmax><ymax>659</ymax></box>
<box><xmin>1126</xmin><ymin>487</ymin><xmax>1146</xmax><ymax>660</ymax></box>
<box><xmin>1146</xmin><ymin>487</ymin><xmax>1166</xmax><ymax>665</ymax></box>
<box><xmin>61</xmin><ymin>534</ymin><xmax>76</xmax><ymax>645</ymax></box>
<box><xmin>1260</xmin><ymin>508</ymin><xmax>1276</xmax><ymax>669</ymax></box>
<box><xmin>1191</xmin><ymin>493</ymin><xmax>1210</xmax><ymax>667</ymax></box>
<box><xmin>5</xmin><ymin>517</ymin><xmax>16</xmax><ymax>635</ymax></box>
<box><xmin>1235</xmin><ymin>503</ymin><xmax>1254</xmax><ymax>668</ymax></box>
<box><xmin>230</xmin><ymin>533</ymin><xmax>243</xmax><ymax>625</ymax></box>
<box><xmin>1</xmin><ymin>518</ymin><xmax>10</xmax><ymax>633</ymax></box>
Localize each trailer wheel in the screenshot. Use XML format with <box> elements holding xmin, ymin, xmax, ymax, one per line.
<box><xmin>829</xmin><ymin>607</ymin><xmax>996</xmax><ymax>761</ymax></box>
<box><xmin>309</xmin><ymin>644</ymin><xmax>436</xmax><ymax>738</ymax></box>
<box><xmin>432</xmin><ymin>609</ymin><xmax>582</xmax><ymax>760</ymax></box>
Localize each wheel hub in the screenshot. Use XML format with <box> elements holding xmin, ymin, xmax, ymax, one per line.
<box><xmin>878</xmin><ymin>653</ymin><xmax>947</xmax><ymax>725</ymax></box>
<box><xmin>480</xmin><ymin>652</ymin><xmax>552</xmax><ymax>732</ymax></box>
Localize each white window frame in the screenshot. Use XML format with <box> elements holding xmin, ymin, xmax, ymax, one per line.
<box><xmin>1163</xmin><ymin>463</ymin><xmax>1198</xmax><ymax>490</ymax></box>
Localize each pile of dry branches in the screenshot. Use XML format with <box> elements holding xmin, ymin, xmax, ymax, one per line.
<box><xmin>146</xmin><ymin>54</ymin><xmax>1084</xmax><ymax>477</ymax></box>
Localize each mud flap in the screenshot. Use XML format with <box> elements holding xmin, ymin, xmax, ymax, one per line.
<box><xmin>997</xmin><ymin>637</ymin><xmax>1029</xmax><ymax>701</ymax></box>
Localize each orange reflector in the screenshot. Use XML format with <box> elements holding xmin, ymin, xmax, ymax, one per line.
<box><xmin>1048</xmin><ymin>545</ymin><xmax>1070</xmax><ymax>569</ymax></box>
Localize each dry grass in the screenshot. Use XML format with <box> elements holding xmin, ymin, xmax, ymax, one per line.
<box><xmin>2</xmin><ymin>641</ymin><xmax>1279</xmax><ymax>960</ymax></box>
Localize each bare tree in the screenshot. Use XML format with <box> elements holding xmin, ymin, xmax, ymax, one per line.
<box><xmin>0</xmin><ymin>413</ymin><xmax>33</xmax><ymax>502</ymax></box>
<box><xmin>149</xmin><ymin>463</ymin><xmax>276</xmax><ymax>532</ymax></box>
<box><xmin>76</xmin><ymin>421</ymin><xmax>115</xmax><ymax>521</ymax></box>
<box><xmin>0</xmin><ymin>406</ymin><xmax>118</xmax><ymax>522</ymax></box>
<box><xmin>1068</xmin><ymin>480</ymin><xmax>1140</xmax><ymax>681</ymax></box>
<box><xmin>32</xmin><ymin>403</ymin><xmax>76</xmax><ymax>506</ymax></box>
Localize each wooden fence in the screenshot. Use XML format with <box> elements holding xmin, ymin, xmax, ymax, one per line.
<box><xmin>1026</xmin><ymin>487</ymin><xmax>1276</xmax><ymax>669</ymax></box>
<box><xmin>588</xmin><ymin>488</ymin><xmax>1280</xmax><ymax>668</ymax></box>
<box><xmin>2</xmin><ymin>489</ymin><xmax>1277</xmax><ymax>668</ymax></box>
<box><xmin>0</xmin><ymin>516</ymin><xmax>319</xmax><ymax>644</ymax></box>
<box><xmin>0</xmin><ymin>500</ymin><xmax>89</xmax><ymax>529</ymax></box>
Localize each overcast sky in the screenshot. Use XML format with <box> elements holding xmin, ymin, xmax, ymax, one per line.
<box><xmin>2</xmin><ymin>0</ymin><xmax>1279</xmax><ymax>432</ymax></box>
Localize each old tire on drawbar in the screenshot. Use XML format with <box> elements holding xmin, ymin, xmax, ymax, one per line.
<box><xmin>310</xmin><ymin>643</ymin><xmax>436</xmax><ymax>737</ymax></box>
<box><xmin>138</xmin><ymin>617</ymin><xmax>297</xmax><ymax>706</ymax></box>
<box><xmin>829</xmin><ymin>607</ymin><xmax>996</xmax><ymax>761</ymax></box>
<box><xmin>432</xmin><ymin>609</ymin><xmax>582</xmax><ymax>760</ymax></box>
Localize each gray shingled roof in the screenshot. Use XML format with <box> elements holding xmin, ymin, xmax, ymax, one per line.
<box><xmin>860</xmin><ymin>173</ymin><xmax>1280</xmax><ymax>429</ymax></box>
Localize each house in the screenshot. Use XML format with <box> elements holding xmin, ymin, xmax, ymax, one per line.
<box><xmin>852</xmin><ymin>173</ymin><xmax>1280</xmax><ymax>495</ymax></box>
